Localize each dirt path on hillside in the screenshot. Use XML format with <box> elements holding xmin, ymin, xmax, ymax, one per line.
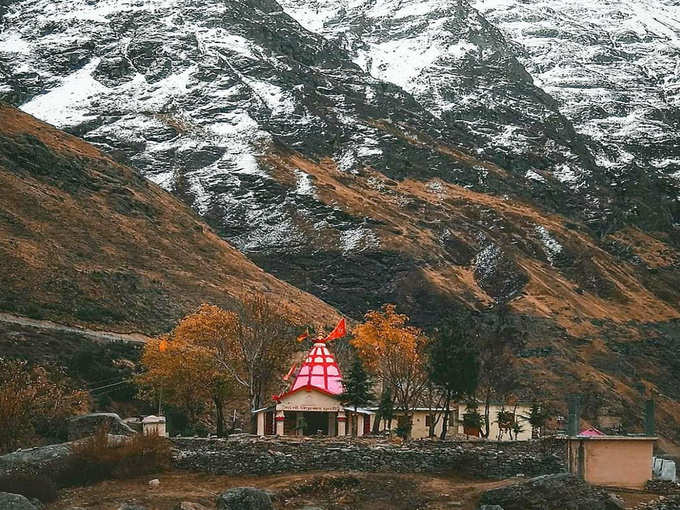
<box><xmin>0</xmin><ymin>312</ymin><xmax>149</xmax><ymax>344</ymax></box>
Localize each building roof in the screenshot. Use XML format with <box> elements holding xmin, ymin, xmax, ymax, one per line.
<box><xmin>275</xmin><ymin>340</ymin><xmax>343</xmax><ymax>401</ymax></box>
<box><xmin>579</xmin><ymin>426</ymin><xmax>605</xmax><ymax>437</ymax></box>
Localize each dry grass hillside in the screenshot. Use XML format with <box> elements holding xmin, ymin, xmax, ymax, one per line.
<box><xmin>258</xmin><ymin>136</ymin><xmax>680</xmax><ymax>443</ymax></box>
<box><xmin>0</xmin><ymin>103</ymin><xmax>339</xmax><ymax>334</ymax></box>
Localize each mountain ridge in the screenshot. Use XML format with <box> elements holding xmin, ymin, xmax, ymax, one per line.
<box><xmin>1</xmin><ymin>0</ymin><xmax>680</xmax><ymax>441</ymax></box>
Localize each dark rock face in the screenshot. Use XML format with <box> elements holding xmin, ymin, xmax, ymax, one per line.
<box><xmin>67</xmin><ymin>413</ymin><xmax>136</xmax><ymax>441</ymax></box>
<box><xmin>217</xmin><ymin>488</ymin><xmax>273</xmax><ymax>510</ymax></box>
<box><xmin>0</xmin><ymin>492</ymin><xmax>38</xmax><ymax>510</ymax></box>
<box><xmin>473</xmin><ymin>243</ymin><xmax>528</xmax><ymax>303</ymax></box>
<box><xmin>173</xmin><ymin>437</ymin><xmax>565</xmax><ymax>479</ymax></box>
<box><xmin>479</xmin><ymin>473</ymin><xmax>623</xmax><ymax>510</ymax></box>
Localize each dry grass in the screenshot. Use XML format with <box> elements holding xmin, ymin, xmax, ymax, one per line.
<box><xmin>0</xmin><ymin>104</ymin><xmax>340</xmax><ymax>334</ymax></box>
<box><xmin>65</xmin><ymin>428</ymin><xmax>172</xmax><ymax>486</ymax></box>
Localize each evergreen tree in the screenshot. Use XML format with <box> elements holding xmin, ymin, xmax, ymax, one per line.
<box><xmin>428</xmin><ymin>313</ymin><xmax>479</xmax><ymax>439</ymax></box>
<box><xmin>528</xmin><ymin>402</ymin><xmax>549</xmax><ymax>438</ymax></box>
<box><xmin>339</xmin><ymin>358</ymin><xmax>375</xmax><ymax>436</ymax></box>
<box><xmin>377</xmin><ymin>387</ymin><xmax>394</xmax><ymax>432</ymax></box>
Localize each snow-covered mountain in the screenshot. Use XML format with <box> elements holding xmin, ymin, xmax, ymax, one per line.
<box><xmin>279</xmin><ymin>0</ymin><xmax>595</xmax><ymax>183</ymax></box>
<box><xmin>2</xmin><ymin>0</ymin><xmax>680</xmax><ymax>437</ymax></box>
<box><xmin>476</xmin><ymin>0</ymin><xmax>680</xmax><ymax>180</ymax></box>
<box><xmin>279</xmin><ymin>0</ymin><xmax>680</xmax><ymax>225</ymax></box>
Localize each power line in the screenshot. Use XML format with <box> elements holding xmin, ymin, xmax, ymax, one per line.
<box><xmin>88</xmin><ymin>379</ymin><xmax>133</xmax><ymax>393</ymax></box>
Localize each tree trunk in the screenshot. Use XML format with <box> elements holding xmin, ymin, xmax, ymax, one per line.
<box><xmin>214</xmin><ymin>396</ymin><xmax>225</xmax><ymax>437</ymax></box>
<box><xmin>440</xmin><ymin>392</ymin><xmax>451</xmax><ymax>440</ymax></box>
<box><xmin>372</xmin><ymin>409</ymin><xmax>382</xmax><ymax>434</ymax></box>
<box><xmin>428</xmin><ymin>417</ymin><xmax>434</xmax><ymax>438</ymax></box>
<box><xmin>354</xmin><ymin>406</ymin><xmax>359</xmax><ymax>437</ymax></box>
<box><xmin>248</xmin><ymin>389</ymin><xmax>258</xmax><ymax>434</ymax></box>
<box><xmin>482</xmin><ymin>391</ymin><xmax>491</xmax><ymax>439</ymax></box>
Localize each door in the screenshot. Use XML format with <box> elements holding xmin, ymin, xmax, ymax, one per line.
<box><xmin>363</xmin><ymin>414</ymin><xmax>371</xmax><ymax>435</ymax></box>
<box><xmin>264</xmin><ymin>411</ymin><xmax>274</xmax><ymax>435</ymax></box>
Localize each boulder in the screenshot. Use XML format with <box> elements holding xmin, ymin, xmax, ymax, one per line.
<box><xmin>479</xmin><ymin>473</ymin><xmax>623</xmax><ymax>510</ymax></box>
<box><xmin>634</xmin><ymin>495</ymin><xmax>680</xmax><ymax>510</ymax></box>
<box><xmin>29</xmin><ymin>499</ymin><xmax>44</xmax><ymax>510</ymax></box>
<box><xmin>0</xmin><ymin>493</ymin><xmax>38</xmax><ymax>510</ymax></box>
<box><xmin>117</xmin><ymin>504</ymin><xmax>147</xmax><ymax>510</ymax></box>
<box><xmin>175</xmin><ymin>503</ymin><xmax>209</xmax><ymax>510</ymax></box>
<box><xmin>68</xmin><ymin>413</ymin><xmax>136</xmax><ymax>440</ymax></box>
<box><xmin>653</xmin><ymin>457</ymin><xmax>677</xmax><ymax>483</ymax></box>
<box><xmin>217</xmin><ymin>487</ymin><xmax>273</xmax><ymax>510</ymax></box>
<box><xmin>0</xmin><ymin>442</ymin><xmax>73</xmax><ymax>480</ymax></box>
<box><xmin>149</xmin><ymin>478</ymin><xmax>160</xmax><ymax>488</ymax></box>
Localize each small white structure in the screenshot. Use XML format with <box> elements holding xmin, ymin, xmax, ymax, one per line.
<box><xmin>142</xmin><ymin>415</ymin><xmax>168</xmax><ymax>437</ymax></box>
<box><xmin>653</xmin><ymin>457</ymin><xmax>677</xmax><ymax>482</ymax></box>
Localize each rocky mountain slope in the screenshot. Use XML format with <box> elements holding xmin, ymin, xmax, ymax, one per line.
<box><xmin>1</xmin><ymin>0</ymin><xmax>680</xmax><ymax>439</ymax></box>
<box><xmin>0</xmin><ymin>103</ymin><xmax>339</xmax><ymax>333</ymax></box>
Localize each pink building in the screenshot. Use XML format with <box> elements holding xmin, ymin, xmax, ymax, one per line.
<box><xmin>254</xmin><ymin>337</ymin><xmax>373</xmax><ymax>437</ymax></box>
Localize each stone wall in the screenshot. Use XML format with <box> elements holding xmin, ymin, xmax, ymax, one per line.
<box><xmin>173</xmin><ymin>436</ymin><xmax>566</xmax><ymax>479</ymax></box>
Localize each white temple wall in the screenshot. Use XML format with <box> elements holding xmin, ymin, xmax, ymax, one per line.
<box><xmin>276</xmin><ymin>389</ymin><xmax>344</xmax><ymax>412</ymax></box>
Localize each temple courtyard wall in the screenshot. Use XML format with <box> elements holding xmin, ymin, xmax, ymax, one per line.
<box><xmin>172</xmin><ymin>436</ymin><xmax>566</xmax><ymax>479</ymax></box>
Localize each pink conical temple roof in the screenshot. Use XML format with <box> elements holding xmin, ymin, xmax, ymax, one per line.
<box><xmin>286</xmin><ymin>341</ymin><xmax>344</xmax><ymax>397</ymax></box>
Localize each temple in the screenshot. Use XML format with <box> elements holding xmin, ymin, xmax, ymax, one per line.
<box><xmin>254</xmin><ymin>326</ymin><xmax>534</xmax><ymax>439</ymax></box>
<box><xmin>254</xmin><ymin>335</ymin><xmax>374</xmax><ymax>436</ymax></box>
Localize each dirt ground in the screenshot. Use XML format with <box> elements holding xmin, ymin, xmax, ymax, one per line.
<box><xmin>48</xmin><ymin>471</ymin><xmax>664</xmax><ymax>510</ymax></box>
<box><xmin>49</xmin><ymin>471</ymin><xmax>518</xmax><ymax>510</ymax></box>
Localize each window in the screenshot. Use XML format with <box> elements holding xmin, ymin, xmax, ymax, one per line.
<box><xmin>425</xmin><ymin>414</ymin><xmax>433</xmax><ymax>427</ymax></box>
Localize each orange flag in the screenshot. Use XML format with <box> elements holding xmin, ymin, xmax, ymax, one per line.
<box><xmin>296</xmin><ymin>329</ymin><xmax>309</xmax><ymax>343</ymax></box>
<box><xmin>324</xmin><ymin>318</ymin><xmax>346</xmax><ymax>342</ymax></box>
<box><xmin>159</xmin><ymin>339</ymin><xmax>169</xmax><ymax>352</ymax></box>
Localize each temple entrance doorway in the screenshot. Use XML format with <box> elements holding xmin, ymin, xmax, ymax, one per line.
<box><xmin>303</xmin><ymin>411</ymin><xmax>329</xmax><ymax>436</ymax></box>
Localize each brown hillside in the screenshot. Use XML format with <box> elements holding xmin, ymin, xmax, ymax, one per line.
<box><xmin>258</xmin><ymin>142</ymin><xmax>680</xmax><ymax>443</ymax></box>
<box><xmin>0</xmin><ymin>103</ymin><xmax>339</xmax><ymax>334</ymax></box>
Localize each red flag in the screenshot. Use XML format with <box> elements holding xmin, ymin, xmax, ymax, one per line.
<box><xmin>324</xmin><ymin>318</ymin><xmax>346</xmax><ymax>342</ymax></box>
<box><xmin>296</xmin><ymin>329</ymin><xmax>309</xmax><ymax>343</ymax></box>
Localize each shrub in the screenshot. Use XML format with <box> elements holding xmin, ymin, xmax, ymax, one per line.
<box><xmin>64</xmin><ymin>427</ymin><xmax>171</xmax><ymax>486</ymax></box>
<box><xmin>0</xmin><ymin>473</ymin><xmax>57</xmax><ymax>502</ymax></box>
<box><xmin>0</xmin><ymin>359</ymin><xmax>88</xmax><ymax>453</ymax></box>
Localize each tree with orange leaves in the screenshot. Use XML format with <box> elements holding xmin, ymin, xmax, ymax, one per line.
<box><xmin>141</xmin><ymin>297</ymin><xmax>298</xmax><ymax>433</ymax></box>
<box><xmin>351</xmin><ymin>304</ymin><xmax>429</xmax><ymax>438</ymax></box>
<box><xmin>139</xmin><ymin>335</ymin><xmax>234</xmax><ymax>435</ymax></box>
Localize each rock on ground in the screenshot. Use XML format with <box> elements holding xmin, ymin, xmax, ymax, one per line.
<box><xmin>0</xmin><ymin>492</ymin><xmax>38</xmax><ymax>510</ymax></box>
<box><xmin>0</xmin><ymin>442</ymin><xmax>73</xmax><ymax>480</ymax></box>
<box><xmin>174</xmin><ymin>503</ymin><xmax>209</xmax><ymax>510</ymax></box>
<box><xmin>68</xmin><ymin>413</ymin><xmax>136</xmax><ymax>440</ymax></box>
<box><xmin>217</xmin><ymin>487</ymin><xmax>273</xmax><ymax>510</ymax></box>
<box><xmin>634</xmin><ymin>495</ymin><xmax>680</xmax><ymax>510</ymax></box>
<box><xmin>479</xmin><ymin>473</ymin><xmax>624</xmax><ymax>510</ymax></box>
